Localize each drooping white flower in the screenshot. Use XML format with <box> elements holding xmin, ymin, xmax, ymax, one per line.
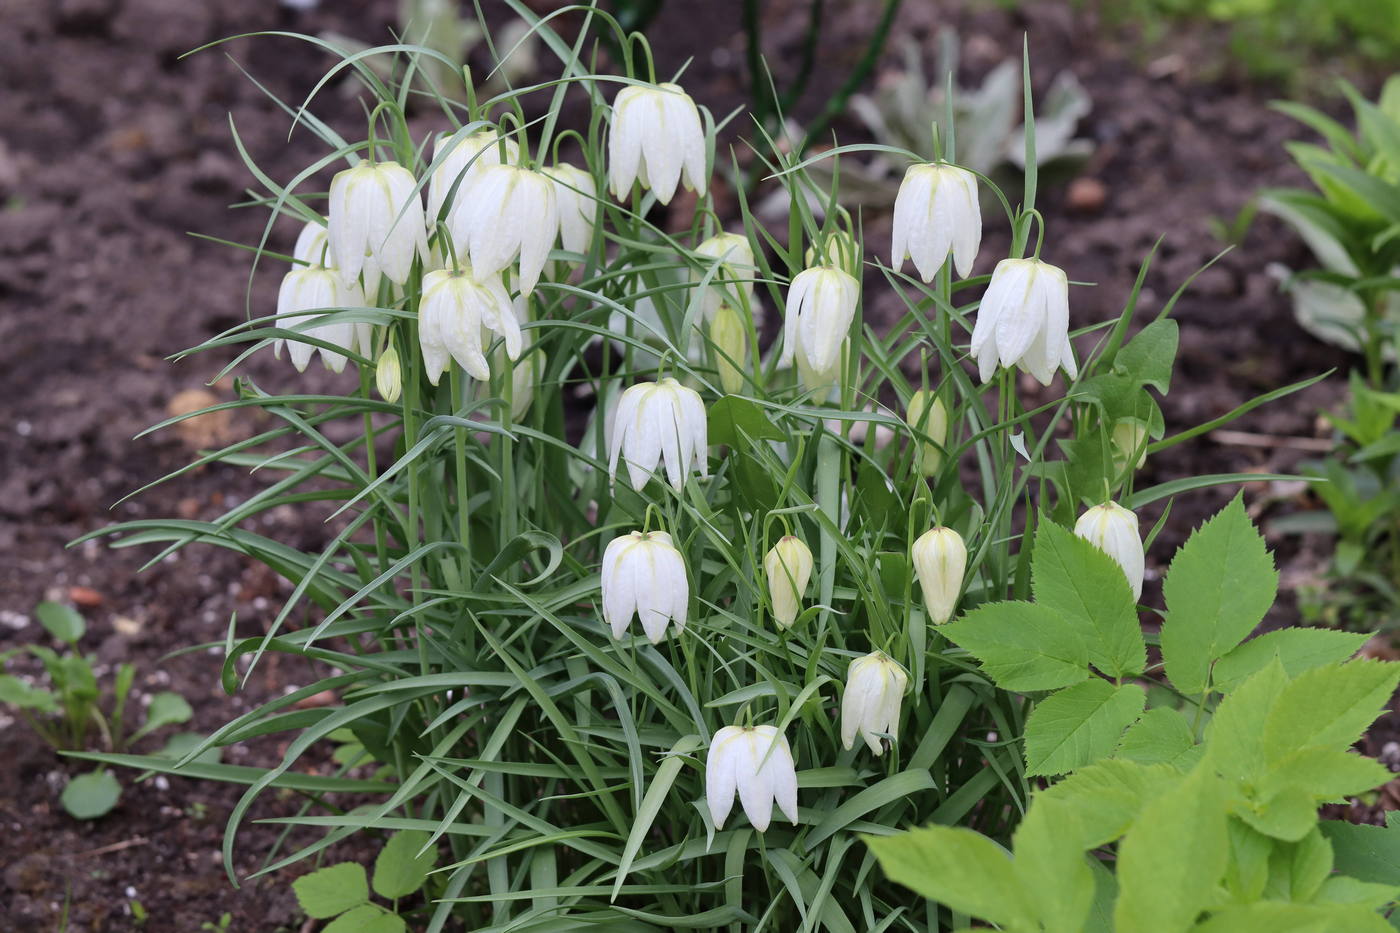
<box><xmin>764</xmin><ymin>535</ymin><xmax>813</xmax><ymax>628</ymax></box>
<box><xmin>911</xmin><ymin>526</ymin><xmax>967</xmax><ymax>625</ymax></box>
<box><xmin>891</xmin><ymin>162</ymin><xmax>981</xmax><ymax>281</ymax></box>
<box><xmin>449</xmin><ymin>164</ymin><xmax>559</xmax><ymax>297</ymax></box>
<box><xmin>969</xmin><ymin>258</ymin><xmax>1077</xmax><ymax>386</ymax></box>
<box><xmin>705</xmin><ymin>725</ymin><xmax>799</xmax><ymax>832</ymax></box>
<box><xmin>841</xmin><ymin>652</ymin><xmax>909</xmax><ymax>756</ymax></box>
<box><xmin>426</xmin><ymin>127</ymin><xmax>520</xmax><ymax>225</ymax></box>
<box><xmin>1075</xmin><ymin>502</ymin><xmax>1144</xmax><ymax>600</ymax></box>
<box><xmin>327</xmin><ymin>160</ymin><xmax>428</xmax><ymax>293</ymax></box>
<box><xmin>601</xmin><ymin>530</ymin><xmax>688</xmax><ymax>643</ymax></box>
<box><xmin>417</xmin><ymin>267</ymin><xmax>519</xmax><ymax>385</ymax></box>
<box><xmin>608</xmin><ymin>378</ymin><xmax>708</xmax><ymax>491</ymax></box>
<box><xmin>906</xmin><ymin>390</ymin><xmax>950</xmax><ymax>477</ymax></box>
<box><xmin>693</xmin><ymin>232</ymin><xmax>756</xmax><ymax>321</ymax></box>
<box><xmin>293</xmin><ymin>219</ymin><xmax>330</xmax><ymax>266</ymax></box>
<box><xmin>275</xmin><ymin>265</ymin><xmax>363</xmax><ymax>373</ymax></box>
<box><xmin>780</xmin><ymin>265</ymin><xmax>860</xmax><ymax>388</ymax></box>
<box><xmin>543</xmin><ymin>162</ymin><xmax>597</xmax><ymax>256</ymax></box>
<box><xmin>608</xmin><ymin>82</ymin><xmax>708</xmax><ymax>204</ymax></box>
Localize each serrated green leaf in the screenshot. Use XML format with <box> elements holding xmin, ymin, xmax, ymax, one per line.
<box><xmin>1238</xmin><ymin>784</ymin><xmax>1320</xmax><ymax>842</ymax></box>
<box><xmin>1262</xmin><ymin>661</ymin><xmax>1400</xmax><ymax>762</ymax></box>
<box><xmin>1024</xmin><ymin>680</ymin><xmax>1146</xmax><ymax>777</ymax></box>
<box><xmin>322</xmin><ymin>904</ymin><xmax>406</xmax><ymax>933</ymax></box>
<box><xmin>1264</xmin><ymin>827</ymin><xmax>1333</xmax><ymax>902</ymax></box>
<box><xmin>36</xmin><ymin>601</ymin><xmax>85</xmax><ymax>645</ymax></box>
<box><xmin>1115</xmin><ymin>706</ymin><xmax>1200</xmax><ymax>767</ymax></box>
<box><xmin>866</xmin><ymin>826</ymin><xmax>1036</xmax><ymax>931</ymax></box>
<box><xmin>1191</xmin><ymin>901</ymin><xmax>1394</xmax><ymax>933</ymax></box>
<box><xmin>1113</xmin><ymin>319</ymin><xmax>1178</xmax><ymax>393</ymax></box>
<box><xmin>1040</xmin><ymin>759</ymin><xmax>1183</xmax><ymax>848</ymax></box>
<box><xmin>372</xmin><ymin>830</ymin><xmax>436</xmax><ymax>899</ymax></box>
<box><xmin>1160</xmin><ymin>495</ymin><xmax>1278</xmax><ymax>695</ymax></box>
<box><xmin>1011</xmin><ymin>797</ymin><xmax>1094</xmax><ymax>932</ymax></box>
<box><xmin>1114</xmin><ymin>765</ymin><xmax>1228</xmax><ymax>933</ymax></box>
<box><xmin>1032</xmin><ymin>521</ymin><xmax>1145</xmax><ymax>678</ymax></box>
<box><xmin>1312</xmin><ymin>875</ymin><xmax>1400</xmax><ymax>910</ymax></box>
<box><xmin>1262</xmin><ymin>748</ymin><xmax>1392</xmax><ymax>801</ymax></box>
<box><xmin>292</xmin><ymin>862</ymin><xmax>368</xmax><ymax>918</ymax></box>
<box><xmin>1212</xmin><ymin>629</ymin><xmax>1369</xmax><ymax>694</ymax></box>
<box><xmin>1205</xmin><ymin>658</ymin><xmax>1289</xmax><ymax>786</ymax></box>
<box><xmin>1321</xmin><ymin>819</ymin><xmax>1400</xmax><ymax>885</ymax></box>
<box><xmin>60</xmin><ymin>769</ymin><xmax>121</xmax><ymax>820</ymax></box>
<box><xmin>940</xmin><ymin>601</ymin><xmax>1091</xmax><ymax>691</ymax></box>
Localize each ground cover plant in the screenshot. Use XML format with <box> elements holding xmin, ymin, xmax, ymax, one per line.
<box><xmin>61</xmin><ymin>2</ymin><xmax>1397</xmax><ymax>930</ymax></box>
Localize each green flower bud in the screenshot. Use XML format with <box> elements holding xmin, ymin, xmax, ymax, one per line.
<box><xmin>906</xmin><ymin>390</ymin><xmax>949</xmax><ymax>476</ymax></box>
<box><xmin>376</xmin><ymin>345</ymin><xmax>402</xmax><ymax>404</ymax></box>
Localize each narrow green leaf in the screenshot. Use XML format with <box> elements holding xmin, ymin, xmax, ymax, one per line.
<box><xmin>292</xmin><ymin>862</ymin><xmax>369</xmax><ymax>918</ymax></box>
<box><xmin>866</xmin><ymin>826</ymin><xmax>1036</xmax><ymax>931</ymax></box>
<box><xmin>612</xmin><ymin>735</ymin><xmax>702</xmax><ymax>900</ymax></box>
<box><xmin>1160</xmin><ymin>495</ymin><xmax>1278</xmax><ymax>695</ymax></box>
<box><xmin>940</xmin><ymin>601</ymin><xmax>1091</xmax><ymax>691</ymax></box>
<box><xmin>1024</xmin><ymin>680</ymin><xmax>1146</xmax><ymax>777</ymax></box>
<box><xmin>372</xmin><ymin>830</ymin><xmax>436</xmax><ymax>899</ymax></box>
<box><xmin>1032</xmin><ymin>521</ymin><xmax>1145</xmax><ymax>678</ymax></box>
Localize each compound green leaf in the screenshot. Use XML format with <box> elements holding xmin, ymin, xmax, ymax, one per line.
<box><xmin>940</xmin><ymin>601</ymin><xmax>1091</xmax><ymax>692</ymax></box>
<box><xmin>1040</xmin><ymin>758</ymin><xmax>1182</xmax><ymax>848</ymax></box>
<box><xmin>1160</xmin><ymin>496</ymin><xmax>1278</xmax><ymax>695</ymax></box>
<box><xmin>1024</xmin><ymin>680</ymin><xmax>1146</xmax><ymax>777</ymax></box>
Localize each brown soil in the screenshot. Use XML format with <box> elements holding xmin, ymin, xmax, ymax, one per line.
<box><xmin>0</xmin><ymin>0</ymin><xmax>1393</xmax><ymax>929</ymax></box>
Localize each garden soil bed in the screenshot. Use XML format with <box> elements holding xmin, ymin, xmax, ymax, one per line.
<box><xmin>1</xmin><ymin>0</ymin><xmax>1395</xmax><ymax>929</ymax></box>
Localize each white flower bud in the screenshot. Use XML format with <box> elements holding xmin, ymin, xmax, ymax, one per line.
<box><xmin>708</xmin><ymin>304</ymin><xmax>749</xmax><ymax>395</ymax></box>
<box><xmin>763</xmin><ymin>535</ymin><xmax>813</xmax><ymax>628</ymax></box>
<box><xmin>891</xmin><ymin>162</ymin><xmax>981</xmax><ymax>281</ymax></box>
<box><xmin>780</xmin><ymin>265</ymin><xmax>860</xmax><ymax>389</ymax></box>
<box><xmin>327</xmin><ymin>160</ymin><xmax>428</xmax><ymax>293</ymax></box>
<box><xmin>906</xmin><ymin>390</ymin><xmax>949</xmax><ymax>476</ymax></box>
<box><xmin>427</xmin><ymin>128</ymin><xmax>519</xmax><ymax>224</ymax></box>
<box><xmin>417</xmin><ymin>267</ymin><xmax>519</xmax><ymax>385</ymax></box>
<box><xmin>601</xmin><ymin>530</ymin><xmax>688</xmax><ymax>643</ymax></box>
<box><xmin>911</xmin><ymin>526</ymin><xmax>967</xmax><ymax>625</ymax></box>
<box><xmin>608</xmin><ymin>82</ymin><xmax>708</xmax><ymax>205</ymax></box>
<box><xmin>694</xmin><ymin>232</ymin><xmax>756</xmax><ymax>321</ymax></box>
<box><xmin>969</xmin><ymin>258</ymin><xmax>1077</xmax><ymax>386</ymax></box>
<box><xmin>841</xmin><ymin>651</ymin><xmax>909</xmax><ymax>755</ymax></box>
<box><xmin>449</xmin><ymin>164</ymin><xmax>559</xmax><ymax>297</ymax></box>
<box><xmin>608</xmin><ymin>378</ymin><xmax>709</xmax><ymax>491</ymax></box>
<box><xmin>705</xmin><ymin>724</ymin><xmax>798</xmax><ymax>832</ymax></box>
<box><xmin>375</xmin><ymin>345</ymin><xmax>402</xmax><ymax>403</ymax></box>
<box><xmin>1075</xmin><ymin>502</ymin><xmax>1144</xmax><ymax>600</ymax></box>
<box><xmin>543</xmin><ymin>162</ymin><xmax>597</xmax><ymax>256</ymax></box>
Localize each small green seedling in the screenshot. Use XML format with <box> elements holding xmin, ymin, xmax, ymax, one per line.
<box><xmin>291</xmin><ymin>831</ymin><xmax>438</xmax><ymax>933</ymax></box>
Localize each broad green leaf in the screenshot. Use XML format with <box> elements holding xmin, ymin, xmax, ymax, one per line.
<box><xmin>1032</xmin><ymin>521</ymin><xmax>1145</xmax><ymax>678</ymax></box>
<box><xmin>1114</xmin><ymin>766</ymin><xmax>1228</xmax><ymax>933</ymax></box>
<box><xmin>1113</xmin><ymin>319</ymin><xmax>1179</xmax><ymax>394</ymax></box>
<box><xmin>866</xmin><ymin>826</ymin><xmax>1035</xmax><ymax>931</ymax></box>
<box><xmin>707</xmin><ymin>395</ymin><xmax>784</xmax><ymax>446</ymax></box>
<box><xmin>1191</xmin><ymin>901</ymin><xmax>1394</xmax><ymax>933</ymax></box>
<box><xmin>1011</xmin><ymin>797</ymin><xmax>1094</xmax><ymax>932</ymax></box>
<box><xmin>1312</xmin><ymin>875</ymin><xmax>1400</xmax><ymax>910</ymax></box>
<box><xmin>1212</xmin><ymin>629</ymin><xmax>1368</xmax><ymax>695</ymax></box>
<box><xmin>60</xmin><ymin>769</ymin><xmax>121</xmax><ymax>820</ymax></box>
<box><xmin>1040</xmin><ymin>759</ymin><xmax>1182</xmax><ymax>848</ymax></box>
<box><xmin>1321</xmin><ymin>816</ymin><xmax>1400</xmax><ymax>885</ymax></box>
<box><xmin>1238</xmin><ymin>784</ymin><xmax>1320</xmax><ymax>842</ymax></box>
<box><xmin>322</xmin><ymin>904</ymin><xmax>406</xmax><ymax>933</ymax></box>
<box><xmin>0</xmin><ymin>675</ymin><xmax>60</xmax><ymax>713</ymax></box>
<box><xmin>1160</xmin><ymin>495</ymin><xmax>1278</xmax><ymax>695</ymax></box>
<box><xmin>1263</xmin><ymin>827</ymin><xmax>1333</xmax><ymax>902</ymax></box>
<box><xmin>130</xmin><ymin>691</ymin><xmax>194</xmax><ymax>743</ymax></box>
<box><xmin>372</xmin><ymin>830</ymin><xmax>436</xmax><ymax>899</ymax></box>
<box><xmin>292</xmin><ymin>862</ymin><xmax>369</xmax><ymax>918</ymax></box>
<box><xmin>1262</xmin><ymin>661</ymin><xmax>1400</xmax><ymax>762</ymax></box>
<box><xmin>940</xmin><ymin>601</ymin><xmax>1091</xmax><ymax>691</ymax></box>
<box><xmin>1024</xmin><ymin>680</ymin><xmax>1146</xmax><ymax>777</ymax></box>
<box><xmin>1205</xmin><ymin>659</ymin><xmax>1288</xmax><ymax>785</ymax></box>
<box><xmin>36</xmin><ymin>601</ymin><xmax>85</xmax><ymax>645</ymax></box>
<box><xmin>155</xmin><ymin>732</ymin><xmax>223</xmax><ymax>765</ymax></box>
<box><xmin>1261</xmin><ymin>748</ymin><xmax>1392</xmax><ymax>801</ymax></box>
<box><xmin>1115</xmin><ymin>707</ymin><xmax>1200</xmax><ymax>768</ymax></box>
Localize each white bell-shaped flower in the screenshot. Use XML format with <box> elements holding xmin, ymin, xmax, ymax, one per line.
<box><xmin>601</xmin><ymin>530</ymin><xmax>689</xmax><ymax>643</ymax></box>
<box><xmin>705</xmin><ymin>725</ymin><xmax>799</xmax><ymax>832</ymax></box>
<box><xmin>969</xmin><ymin>257</ymin><xmax>1077</xmax><ymax>386</ymax></box>
<box><xmin>426</xmin><ymin>127</ymin><xmax>520</xmax><ymax>224</ymax></box>
<box><xmin>841</xmin><ymin>651</ymin><xmax>909</xmax><ymax>756</ymax></box>
<box><xmin>1075</xmin><ymin>502</ymin><xmax>1144</xmax><ymax>600</ymax></box>
<box><xmin>891</xmin><ymin>162</ymin><xmax>981</xmax><ymax>281</ymax></box>
<box><xmin>608</xmin><ymin>378</ymin><xmax>709</xmax><ymax>491</ymax></box>
<box><xmin>293</xmin><ymin>219</ymin><xmax>330</xmax><ymax>266</ymax></box>
<box><xmin>276</xmin><ymin>265</ymin><xmax>362</xmax><ymax>374</ymax></box>
<box><xmin>911</xmin><ymin>526</ymin><xmax>967</xmax><ymax>625</ymax></box>
<box><xmin>764</xmin><ymin>535</ymin><xmax>813</xmax><ymax>629</ymax></box>
<box><xmin>608</xmin><ymin>82</ymin><xmax>708</xmax><ymax>205</ymax></box>
<box><xmin>449</xmin><ymin>164</ymin><xmax>559</xmax><ymax>297</ymax></box>
<box><xmin>417</xmin><ymin>267</ymin><xmax>520</xmax><ymax>385</ymax></box>
<box><xmin>543</xmin><ymin>163</ymin><xmax>597</xmax><ymax>256</ymax></box>
<box><xmin>693</xmin><ymin>232</ymin><xmax>756</xmax><ymax>321</ymax></box>
<box><xmin>780</xmin><ymin>265</ymin><xmax>860</xmax><ymax>388</ymax></box>
<box><xmin>327</xmin><ymin>160</ymin><xmax>428</xmax><ymax>293</ymax></box>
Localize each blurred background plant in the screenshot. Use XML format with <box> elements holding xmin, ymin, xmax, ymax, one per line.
<box><xmin>1258</xmin><ymin>77</ymin><xmax>1400</xmax><ymax>632</ymax></box>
